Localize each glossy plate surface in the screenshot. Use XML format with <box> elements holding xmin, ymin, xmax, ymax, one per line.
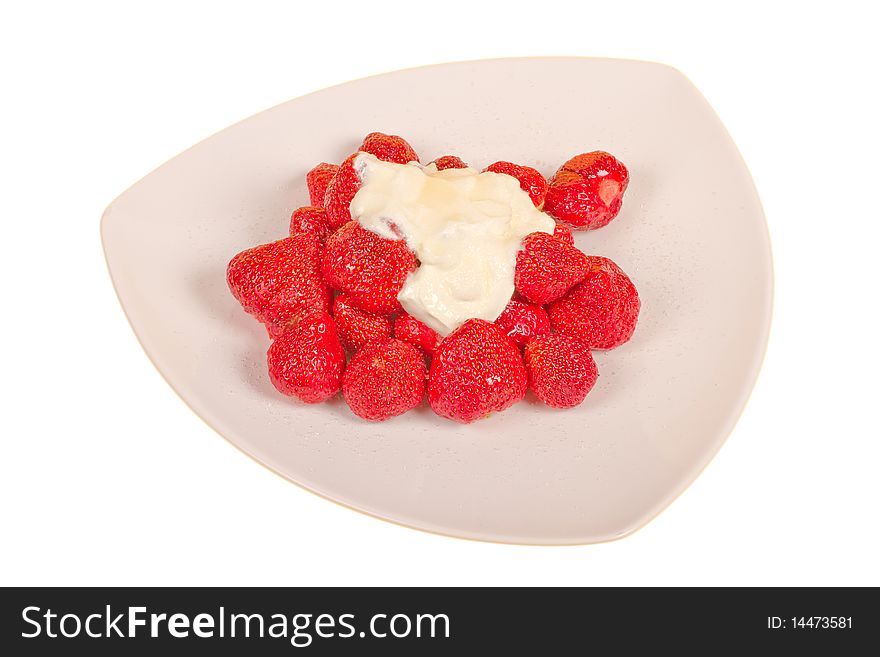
<box><xmin>102</xmin><ymin>58</ymin><xmax>772</xmax><ymax>544</ymax></box>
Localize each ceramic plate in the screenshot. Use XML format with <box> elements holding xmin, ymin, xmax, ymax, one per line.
<box><xmin>102</xmin><ymin>58</ymin><xmax>772</xmax><ymax>544</ymax></box>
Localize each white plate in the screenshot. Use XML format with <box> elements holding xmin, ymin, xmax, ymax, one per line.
<box><xmin>102</xmin><ymin>58</ymin><xmax>772</xmax><ymax>544</ymax></box>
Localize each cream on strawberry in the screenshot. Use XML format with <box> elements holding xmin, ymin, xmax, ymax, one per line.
<box><xmin>350</xmin><ymin>153</ymin><xmax>555</xmax><ymax>336</ymax></box>
<box><xmin>229</xmin><ymin>132</ymin><xmax>636</xmax><ymax>422</ymax></box>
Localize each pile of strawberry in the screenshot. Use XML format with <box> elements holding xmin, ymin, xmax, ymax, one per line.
<box><xmin>227</xmin><ymin>133</ymin><xmax>640</xmax><ymax>423</ymax></box>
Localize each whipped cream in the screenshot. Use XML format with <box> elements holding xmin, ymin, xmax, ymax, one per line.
<box><xmin>350</xmin><ymin>153</ymin><xmax>555</xmax><ymax>335</ymax></box>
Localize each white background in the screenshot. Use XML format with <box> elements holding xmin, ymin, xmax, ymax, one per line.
<box><xmin>2</xmin><ymin>1</ymin><xmax>878</xmax><ymax>586</ymax></box>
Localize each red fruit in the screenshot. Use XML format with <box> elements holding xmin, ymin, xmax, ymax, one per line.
<box><xmin>342</xmin><ymin>339</ymin><xmax>426</xmax><ymax>421</ymax></box>
<box><xmin>323</xmin><ymin>154</ymin><xmax>360</xmax><ymax>230</ymax></box>
<box><xmin>267</xmin><ymin>312</ymin><xmax>345</xmax><ymax>403</ymax></box>
<box><xmin>359</xmin><ymin>132</ymin><xmax>419</xmax><ymax>164</ymax></box>
<box><xmin>561</xmin><ymin>151</ymin><xmax>629</xmax><ymax>179</ymax></box>
<box><xmin>332</xmin><ymin>292</ymin><xmax>393</xmax><ymax>352</ymax></box>
<box><xmin>544</xmin><ymin>151</ymin><xmax>629</xmax><ymax>230</ymax></box>
<box><xmin>494</xmin><ymin>298</ymin><xmax>550</xmax><ymax>348</ymax></box>
<box><xmin>547</xmin><ymin>256</ymin><xmax>640</xmax><ymax>349</ymax></box>
<box><xmin>514</xmin><ymin>232</ymin><xmax>589</xmax><ymax>305</ymax></box>
<box><xmin>322</xmin><ymin>221</ymin><xmax>417</xmax><ymax>314</ymax></box>
<box><xmin>428</xmin><ymin>319</ymin><xmax>527</xmax><ymax>423</ymax></box>
<box><xmin>484</xmin><ymin>161</ymin><xmax>548</xmax><ymax>207</ymax></box>
<box><xmin>429</xmin><ymin>155</ymin><xmax>468</xmax><ymax>170</ymax></box>
<box><xmin>227</xmin><ymin>234</ymin><xmax>331</xmax><ymax>337</ymax></box>
<box><xmin>553</xmin><ymin>223</ymin><xmax>575</xmax><ymax>246</ymax></box>
<box><xmin>306</xmin><ymin>162</ymin><xmax>339</xmax><ymax>207</ymax></box>
<box><xmin>394</xmin><ymin>312</ymin><xmax>440</xmax><ymax>356</ymax></box>
<box><xmin>289</xmin><ymin>206</ymin><xmax>331</xmax><ymax>243</ymax></box>
<box><xmin>524</xmin><ymin>334</ymin><xmax>598</xmax><ymax>409</ymax></box>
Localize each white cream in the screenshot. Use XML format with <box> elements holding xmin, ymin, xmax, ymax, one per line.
<box><xmin>350</xmin><ymin>153</ymin><xmax>555</xmax><ymax>336</ymax></box>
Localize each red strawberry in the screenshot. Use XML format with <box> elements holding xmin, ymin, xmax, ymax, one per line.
<box><xmin>494</xmin><ymin>298</ymin><xmax>550</xmax><ymax>348</ymax></box>
<box><xmin>428</xmin><ymin>319</ymin><xmax>527</xmax><ymax>423</ymax></box>
<box><xmin>544</xmin><ymin>151</ymin><xmax>629</xmax><ymax>230</ymax></box>
<box><xmin>323</xmin><ymin>154</ymin><xmax>360</xmax><ymax>230</ymax></box>
<box><xmin>394</xmin><ymin>312</ymin><xmax>440</xmax><ymax>356</ymax></box>
<box><xmin>227</xmin><ymin>234</ymin><xmax>331</xmax><ymax>337</ymax></box>
<box><xmin>359</xmin><ymin>132</ymin><xmax>419</xmax><ymax>164</ymax></box>
<box><xmin>289</xmin><ymin>206</ymin><xmax>331</xmax><ymax>243</ymax></box>
<box><xmin>553</xmin><ymin>223</ymin><xmax>575</xmax><ymax>246</ymax></box>
<box><xmin>429</xmin><ymin>155</ymin><xmax>468</xmax><ymax>170</ymax></box>
<box><xmin>562</xmin><ymin>151</ymin><xmax>629</xmax><ymax>179</ymax></box>
<box><xmin>484</xmin><ymin>161</ymin><xmax>548</xmax><ymax>207</ymax></box>
<box><xmin>514</xmin><ymin>232</ymin><xmax>589</xmax><ymax>305</ymax></box>
<box><xmin>267</xmin><ymin>311</ymin><xmax>345</xmax><ymax>403</ymax></box>
<box><xmin>332</xmin><ymin>292</ymin><xmax>393</xmax><ymax>352</ymax></box>
<box><xmin>322</xmin><ymin>221</ymin><xmax>417</xmax><ymax>314</ymax></box>
<box><xmin>547</xmin><ymin>256</ymin><xmax>640</xmax><ymax>349</ymax></box>
<box><xmin>342</xmin><ymin>339</ymin><xmax>426</xmax><ymax>421</ymax></box>
<box><xmin>524</xmin><ymin>334</ymin><xmax>598</xmax><ymax>408</ymax></box>
<box><xmin>306</xmin><ymin>162</ymin><xmax>339</xmax><ymax>207</ymax></box>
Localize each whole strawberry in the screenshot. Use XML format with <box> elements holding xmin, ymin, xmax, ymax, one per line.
<box><xmin>428</xmin><ymin>319</ymin><xmax>527</xmax><ymax>423</ymax></box>
<box><xmin>306</xmin><ymin>162</ymin><xmax>339</xmax><ymax>207</ymax></box>
<box><xmin>429</xmin><ymin>155</ymin><xmax>468</xmax><ymax>170</ymax></box>
<box><xmin>394</xmin><ymin>312</ymin><xmax>440</xmax><ymax>356</ymax></box>
<box><xmin>267</xmin><ymin>312</ymin><xmax>345</xmax><ymax>403</ymax></box>
<box><xmin>495</xmin><ymin>298</ymin><xmax>551</xmax><ymax>348</ymax></box>
<box><xmin>524</xmin><ymin>334</ymin><xmax>598</xmax><ymax>409</ymax></box>
<box><xmin>227</xmin><ymin>233</ymin><xmax>331</xmax><ymax>337</ymax></box>
<box><xmin>333</xmin><ymin>292</ymin><xmax>393</xmax><ymax>352</ymax></box>
<box><xmin>359</xmin><ymin>132</ymin><xmax>419</xmax><ymax>164</ymax></box>
<box><xmin>514</xmin><ymin>231</ymin><xmax>589</xmax><ymax>305</ymax></box>
<box><xmin>544</xmin><ymin>151</ymin><xmax>629</xmax><ymax>230</ymax></box>
<box><xmin>323</xmin><ymin>154</ymin><xmax>360</xmax><ymax>230</ymax></box>
<box><xmin>289</xmin><ymin>206</ymin><xmax>331</xmax><ymax>243</ymax></box>
<box><xmin>322</xmin><ymin>221</ymin><xmax>417</xmax><ymax>315</ymax></box>
<box><xmin>343</xmin><ymin>339</ymin><xmax>426</xmax><ymax>421</ymax></box>
<box><xmin>547</xmin><ymin>256</ymin><xmax>640</xmax><ymax>349</ymax></box>
<box><xmin>484</xmin><ymin>161</ymin><xmax>548</xmax><ymax>208</ymax></box>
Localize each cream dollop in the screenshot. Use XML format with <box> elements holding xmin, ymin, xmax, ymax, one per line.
<box><xmin>349</xmin><ymin>153</ymin><xmax>554</xmax><ymax>336</ymax></box>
